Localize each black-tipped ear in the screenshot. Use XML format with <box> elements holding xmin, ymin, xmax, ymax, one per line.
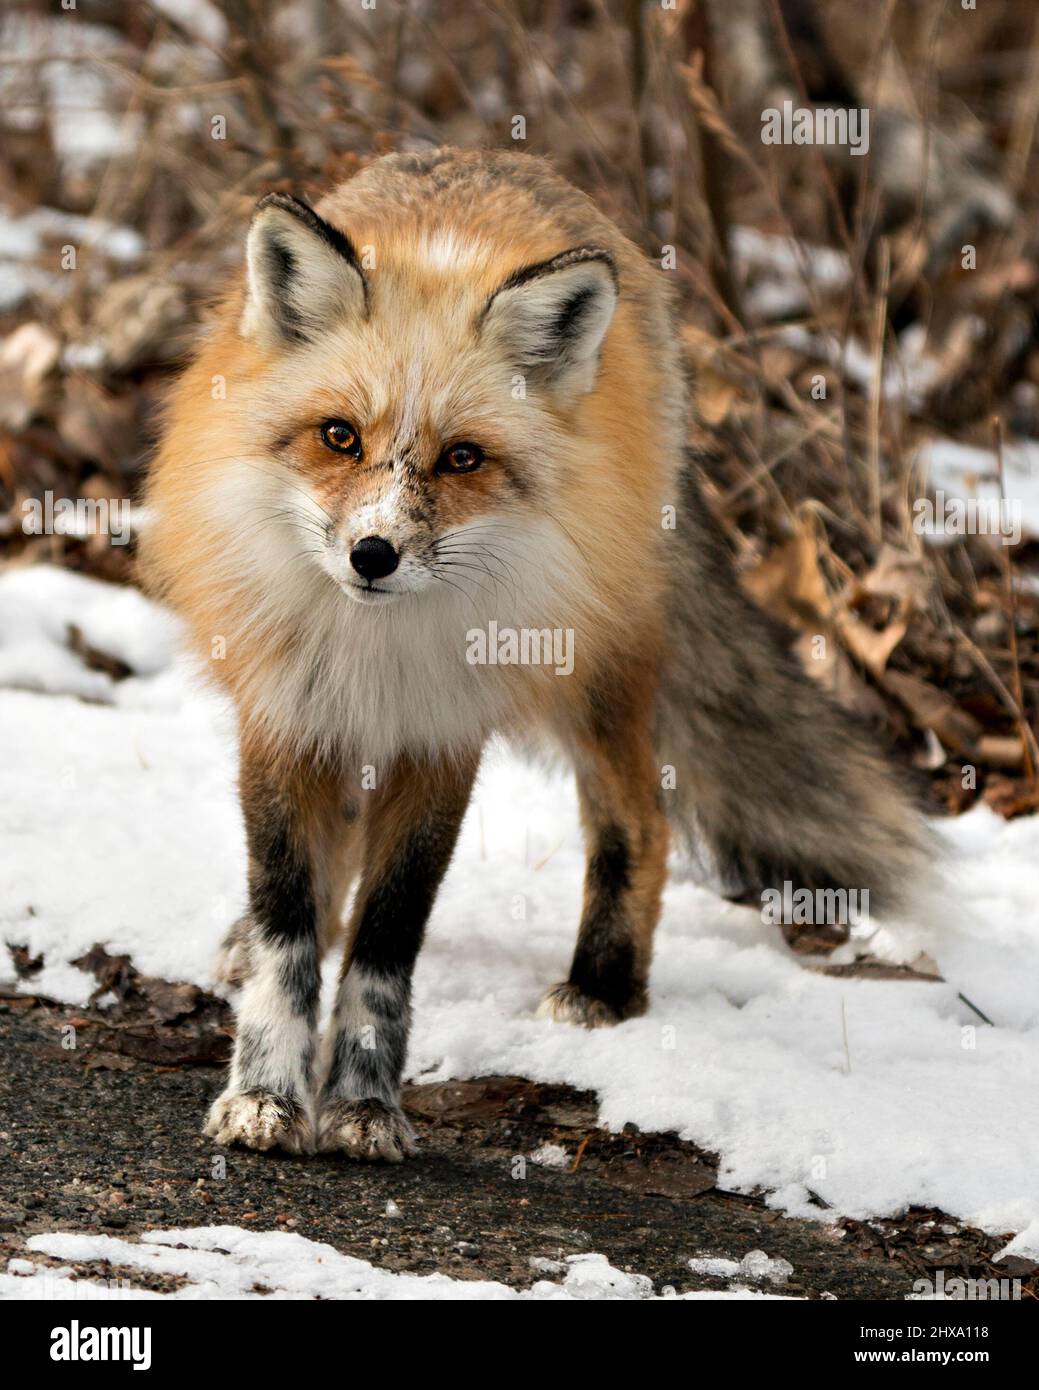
<box><xmin>479</xmin><ymin>247</ymin><xmax>618</xmax><ymax>398</ymax></box>
<box><xmin>241</xmin><ymin>193</ymin><xmax>368</xmax><ymax>346</ymax></box>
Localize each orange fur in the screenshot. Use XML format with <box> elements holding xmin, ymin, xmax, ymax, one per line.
<box><xmin>142</xmin><ymin>149</ymin><xmax>684</xmax><ymax>768</ymax></box>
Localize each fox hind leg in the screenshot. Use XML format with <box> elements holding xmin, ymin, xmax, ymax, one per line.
<box><xmin>541</xmin><ymin>690</ymin><xmax>669</xmax><ymax>1026</ymax></box>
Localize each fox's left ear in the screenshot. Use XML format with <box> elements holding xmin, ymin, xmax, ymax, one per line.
<box><xmin>241</xmin><ymin>193</ymin><xmax>368</xmax><ymax>346</ymax></box>
<box><xmin>480</xmin><ymin>247</ymin><xmax>618</xmax><ymax>398</ymax></box>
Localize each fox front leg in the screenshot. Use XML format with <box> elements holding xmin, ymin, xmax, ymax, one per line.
<box><xmin>318</xmin><ymin>752</ymin><xmax>478</xmax><ymax>1161</ymax></box>
<box><xmin>205</xmin><ymin>747</ymin><xmax>356</xmax><ymax>1154</ymax></box>
<box><xmin>541</xmin><ymin>688</ymin><xmax>669</xmax><ymax>1026</ymax></box>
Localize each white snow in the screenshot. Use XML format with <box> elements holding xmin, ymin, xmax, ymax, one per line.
<box><xmin>730</xmin><ymin>226</ymin><xmax>850</xmax><ymax>320</ymax></box>
<box><xmin>688</xmin><ymin>1250</ymin><xmax>794</xmax><ymax>1285</ymax></box>
<box><xmin>529</xmin><ymin>1143</ymin><xmax>571</xmax><ymax>1169</ymax></box>
<box><xmin>0</xmin><ymin>565</ymin><xmax>176</xmax><ymax>701</ymax></box>
<box><xmin>774</xmin><ymin>322</ymin><xmax>953</xmax><ymax>409</ymax></box>
<box><xmin>0</xmin><ymin>15</ymin><xmax>137</xmax><ymax>175</ymax></box>
<box><xmin>0</xmin><ymin>204</ymin><xmax>145</xmax><ymax>312</ymax></box>
<box><xmin>2</xmin><ymin>566</ymin><xmax>1038</xmax><ymax>1260</ymax></box>
<box><xmin>1</xmin><ymin>1230</ymin><xmax>784</xmax><ymax>1301</ymax></box>
<box><xmin>149</xmin><ymin>0</ymin><xmax>229</xmax><ymax>47</ymax></box>
<box><xmin>917</xmin><ymin>438</ymin><xmax>1039</xmax><ymax>543</ymax></box>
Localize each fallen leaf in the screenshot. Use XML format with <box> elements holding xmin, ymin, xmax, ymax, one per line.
<box><xmin>976</xmin><ymin>735</ymin><xmax>1026</xmax><ymax>768</ymax></box>
<box><xmin>403</xmin><ymin>1076</ymin><xmax>531</xmax><ymax>1122</ymax></box>
<box><xmin>743</xmin><ymin>525</ymin><xmax>830</xmax><ymax>629</ymax></box>
<box><xmin>87</xmin><ymin>1025</ymin><xmax>230</xmax><ymax>1067</ymax></box>
<box><xmin>66</xmin><ymin>623</ymin><xmax>134</xmax><ymax>682</ymax></box>
<box><xmin>858</xmin><ymin>544</ymin><xmax>933</xmax><ymax>610</ymax></box>
<box><xmin>881</xmin><ymin>670</ymin><xmax>982</xmax><ymax>754</ymax></box>
<box><xmin>0</xmin><ymin>322</ymin><xmax>61</xmax><ymax>431</ymax></box>
<box><xmin>89</xmin><ymin>274</ymin><xmax>190</xmax><ymax>373</ymax></box>
<box><xmin>810</xmin><ymin>958</ymin><xmax>944</xmax><ymax>982</ymax></box>
<box><xmin>982</xmin><ymin>776</ymin><xmax>1039</xmax><ymax>820</ymax></box>
<box><xmin>137</xmin><ymin>976</ymin><xmax>203</xmax><ymax>1024</ymax></box>
<box><xmin>83</xmin><ymin>1051</ymin><xmax>135</xmax><ymax>1071</ymax></box>
<box><xmin>695</xmin><ymin>366</ymin><xmax>743</xmax><ymax>427</ymax></box>
<box><xmin>592</xmin><ymin>1153</ymin><xmax>716</xmax><ymax>1200</ymax></box>
<box><xmin>837</xmin><ymin>608</ymin><xmax>909</xmax><ymax>679</ymax></box>
<box><xmin>792</xmin><ymin>631</ymin><xmax>891</xmax><ymax>722</ymax></box>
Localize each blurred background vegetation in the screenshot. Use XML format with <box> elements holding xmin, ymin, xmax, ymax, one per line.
<box><xmin>2</xmin><ymin>0</ymin><xmax>1039</xmax><ymax>816</ymax></box>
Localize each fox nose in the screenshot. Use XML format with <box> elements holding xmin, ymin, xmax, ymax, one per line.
<box><xmin>350</xmin><ymin>535</ymin><xmax>399</xmax><ymax>582</ymax></box>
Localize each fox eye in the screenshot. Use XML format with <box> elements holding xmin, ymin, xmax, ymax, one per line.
<box><xmin>320</xmin><ymin>419</ymin><xmax>362</xmax><ymax>457</ymax></box>
<box><xmin>437</xmin><ymin>442</ymin><xmax>484</xmax><ymax>474</ymax></box>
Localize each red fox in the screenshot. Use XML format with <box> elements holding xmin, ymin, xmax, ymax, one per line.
<box><xmin>143</xmin><ymin>148</ymin><xmax>925</xmax><ymax>1162</ymax></box>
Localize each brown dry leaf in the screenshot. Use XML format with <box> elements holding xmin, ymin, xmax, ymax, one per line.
<box><xmin>743</xmin><ymin>525</ymin><xmax>830</xmax><ymax>629</ymax></box>
<box><xmin>8</xmin><ymin>944</ymin><xmax>44</xmax><ymax>978</ymax></box>
<box><xmin>403</xmin><ymin>1076</ymin><xmax>531</xmax><ymax>1122</ymax></box>
<box><xmin>982</xmin><ymin>776</ymin><xmax>1039</xmax><ymax>820</ymax></box>
<box><xmin>86</xmin><ymin>1026</ymin><xmax>230</xmax><ymax>1067</ymax></box>
<box><xmin>0</xmin><ymin>323</ymin><xmax>61</xmax><ymax>431</ymax></box>
<box><xmin>836</xmin><ymin>608</ymin><xmax>909</xmax><ymax>680</ymax></box>
<box><xmin>881</xmin><ymin>669</ymin><xmax>982</xmax><ymax>754</ymax></box>
<box><xmin>137</xmin><ymin>976</ymin><xmax>203</xmax><ymax>1024</ymax></box>
<box><xmin>811</xmin><ymin>957</ymin><xmax>944</xmax><ymax>983</ymax></box>
<box><xmin>72</xmin><ymin>944</ymin><xmax>135</xmax><ymax>1001</ymax></box>
<box><xmin>794</xmin><ymin>632</ymin><xmax>892</xmax><ymax>721</ymax></box>
<box><xmin>83</xmin><ymin>1051</ymin><xmax>135</xmax><ymax>1072</ymax></box>
<box><xmin>930</xmin><ymin>768</ymin><xmax>978</xmax><ymax>814</ymax></box>
<box><xmin>976</xmin><ymin>735</ymin><xmax>1026</xmax><ymax>769</ymax></box>
<box><xmin>89</xmin><ymin>274</ymin><xmax>190</xmax><ymax>373</ymax></box>
<box><xmin>592</xmin><ymin>1153</ymin><xmax>716</xmax><ymax>1200</ymax></box>
<box><xmin>695</xmin><ymin>366</ymin><xmax>743</xmax><ymax>427</ymax></box>
<box><xmin>682</xmin><ymin>326</ymin><xmax>748</xmax><ymax>426</ymax></box>
<box><xmin>782</xmin><ymin>918</ymin><xmax>848</xmax><ymax>954</ymax></box>
<box><xmin>859</xmin><ymin>544</ymin><xmax>933</xmax><ymax>610</ymax></box>
<box><xmin>57</xmin><ymin>379</ymin><xmax>138</xmax><ymax>473</ymax></box>
<box><xmin>909</xmin><ymin>952</ymin><xmax>943</xmax><ymax>979</ymax></box>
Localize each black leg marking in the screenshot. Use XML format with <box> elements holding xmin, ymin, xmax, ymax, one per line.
<box><xmin>568</xmin><ymin>824</ymin><xmax>644</xmax><ymax>1016</ymax></box>
<box><xmin>205</xmin><ymin>766</ymin><xmax>330</xmax><ymax>1153</ymax></box>
<box><xmin>322</xmin><ymin>819</ymin><xmax>459</xmax><ymax>1109</ymax></box>
<box><xmin>318</xmin><ymin>760</ymin><xmax>476</xmax><ymax>1158</ymax></box>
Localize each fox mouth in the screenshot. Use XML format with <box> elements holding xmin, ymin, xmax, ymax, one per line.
<box><xmin>339</xmin><ymin>580</ymin><xmax>408</xmax><ymax>606</ymax></box>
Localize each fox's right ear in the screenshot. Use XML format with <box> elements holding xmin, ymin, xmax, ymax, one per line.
<box><xmin>241</xmin><ymin>193</ymin><xmax>368</xmax><ymax>346</ymax></box>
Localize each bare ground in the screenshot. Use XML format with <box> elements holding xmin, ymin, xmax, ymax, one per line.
<box><xmin>1</xmin><ymin>976</ymin><xmax>1033</xmax><ymax>1301</ymax></box>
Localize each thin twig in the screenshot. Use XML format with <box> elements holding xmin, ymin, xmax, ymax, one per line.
<box><xmin>992</xmin><ymin>416</ymin><xmax>1036</xmax><ymax>783</ymax></box>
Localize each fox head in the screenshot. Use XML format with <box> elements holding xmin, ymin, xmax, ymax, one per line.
<box><xmin>232</xmin><ymin>192</ymin><xmax>618</xmax><ymax>609</ymax></box>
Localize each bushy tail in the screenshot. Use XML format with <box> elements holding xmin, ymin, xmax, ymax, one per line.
<box><xmin>655</xmin><ymin>459</ymin><xmax>931</xmax><ymax>915</ymax></box>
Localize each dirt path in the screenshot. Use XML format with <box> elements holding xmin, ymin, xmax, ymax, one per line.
<box><xmin>1</xmin><ymin>981</ymin><xmax>1031</xmax><ymax>1300</ymax></box>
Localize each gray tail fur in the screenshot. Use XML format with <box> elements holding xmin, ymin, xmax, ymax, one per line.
<box><xmin>655</xmin><ymin>457</ymin><xmax>930</xmax><ymax>914</ymax></box>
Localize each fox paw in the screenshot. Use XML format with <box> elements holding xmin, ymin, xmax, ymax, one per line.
<box><xmin>204</xmin><ymin>1088</ymin><xmax>313</xmax><ymax>1154</ymax></box>
<box><xmin>537</xmin><ymin>982</ymin><xmax>624</xmax><ymax>1028</ymax></box>
<box><xmin>317</xmin><ymin>1098</ymin><xmax>417</xmax><ymax>1163</ymax></box>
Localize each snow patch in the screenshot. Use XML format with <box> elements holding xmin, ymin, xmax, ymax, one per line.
<box><xmin>5</xmin><ymin>1229</ymin><xmax>784</xmax><ymax>1301</ymax></box>
<box><xmin>530</xmin><ymin>1143</ymin><xmax>570</xmax><ymax>1169</ymax></box>
<box><xmin>917</xmin><ymin>438</ymin><xmax>1039</xmax><ymax>543</ymax></box>
<box><xmin>688</xmin><ymin>1249</ymin><xmax>794</xmax><ymax>1286</ymax></box>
